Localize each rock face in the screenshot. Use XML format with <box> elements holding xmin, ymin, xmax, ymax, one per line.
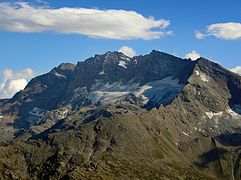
<box><xmin>0</xmin><ymin>50</ymin><xmax>241</xmax><ymax>179</ymax></box>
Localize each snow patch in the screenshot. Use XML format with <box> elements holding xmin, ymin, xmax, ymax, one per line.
<box><xmin>89</xmin><ymin>82</ymin><xmax>134</xmax><ymax>103</ymax></box>
<box><xmin>99</xmin><ymin>71</ymin><xmax>105</xmax><ymax>75</ymax></box>
<box><xmin>133</xmin><ymin>85</ymin><xmax>152</xmax><ymax>97</ymax></box>
<box><xmin>120</xmin><ymin>56</ymin><xmax>130</xmax><ymax>61</ymax></box>
<box><xmin>205</xmin><ymin>111</ymin><xmax>223</xmax><ymax>119</ymax></box>
<box><xmin>54</xmin><ymin>72</ymin><xmax>67</xmax><ymax>79</ymax></box>
<box><xmin>226</xmin><ymin>108</ymin><xmax>240</xmax><ymax>117</ymax></box>
<box><xmin>118</xmin><ymin>61</ymin><xmax>127</xmax><ymax>69</ymax></box>
<box><xmin>195</xmin><ymin>70</ymin><xmax>209</xmax><ymax>82</ymax></box>
<box><xmin>182</xmin><ymin>132</ymin><xmax>189</xmax><ymax>136</ymax></box>
<box><xmin>137</xmin><ymin>77</ymin><xmax>184</xmax><ymax>106</ymax></box>
<box><xmin>89</xmin><ymin>91</ymin><xmax>129</xmax><ymax>104</ymax></box>
<box><xmin>206</xmin><ymin>108</ymin><xmax>241</xmax><ymax>118</ymax></box>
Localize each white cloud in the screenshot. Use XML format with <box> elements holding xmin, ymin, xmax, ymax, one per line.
<box><xmin>3</xmin><ymin>69</ymin><xmax>14</xmax><ymax>79</ymax></box>
<box><xmin>0</xmin><ymin>68</ymin><xmax>37</xmax><ymax>99</ymax></box>
<box><xmin>185</xmin><ymin>50</ymin><xmax>201</xmax><ymax>61</ymax></box>
<box><xmin>118</xmin><ymin>46</ymin><xmax>137</xmax><ymax>57</ymax></box>
<box><xmin>230</xmin><ymin>66</ymin><xmax>241</xmax><ymax>75</ymax></box>
<box><xmin>0</xmin><ymin>2</ymin><xmax>172</xmax><ymax>40</ymax></box>
<box><xmin>196</xmin><ymin>22</ymin><xmax>241</xmax><ymax>40</ymax></box>
<box><xmin>3</xmin><ymin>68</ymin><xmax>36</xmax><ymax>80</ymax></box>
<box><xmin>195</xmin><ymin>31</ymin><xmax>205</xmax><ymax>39</ymax></box>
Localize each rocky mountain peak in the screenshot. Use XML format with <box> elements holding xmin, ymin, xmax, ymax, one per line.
<box><xmin>150</xmin><ymin>49</ymin><xmax>172</xmax><ymax>56</ymax></box>
<box><xmin>57</xmin><ymin>63</ymin><xmax>76</xmax><ymax>71</ymax></box>
<box><xmin>1</xmin><ymin>51</ymin><xmax>240</xmax><ymax>130</ymax></box>
<box><xmin>89</xmin><ymin>51</ymin><xmax>130</xmax><ymax>63</ymax></box>
<box><xmin>0</xmin><ymin>50</ymin><xmax>241</xmax><ymax>179</ymax></box>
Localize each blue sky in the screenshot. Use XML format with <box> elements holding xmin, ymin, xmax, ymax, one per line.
<box><xmin>0</xmin><ymin>0</ymin><xmax>241</xmax><ymax>98</ymax></box>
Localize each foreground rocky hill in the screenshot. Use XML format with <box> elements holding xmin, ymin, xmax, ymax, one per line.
<box><xmin>0</xmin><ymin>50</ymin><xmax>241</xmax><ymax>179</ymax></box>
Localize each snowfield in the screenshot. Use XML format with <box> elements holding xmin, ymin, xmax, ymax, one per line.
<box><xmin>88</xmin><ymin>76</ymin><xmax>184</xmax><ymax>107</ymax></box>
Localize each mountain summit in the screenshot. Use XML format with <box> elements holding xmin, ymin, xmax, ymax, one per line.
<box><xmin>0</xmin><ymin>50</ymin><xmax>241</xmax><ymax>179</ymax></box>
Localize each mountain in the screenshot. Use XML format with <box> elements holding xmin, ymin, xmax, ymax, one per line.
<box><xmin>0</xmin><ymin>50</ymin><xmax>241</xmax><ymax>179</ymax></box>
